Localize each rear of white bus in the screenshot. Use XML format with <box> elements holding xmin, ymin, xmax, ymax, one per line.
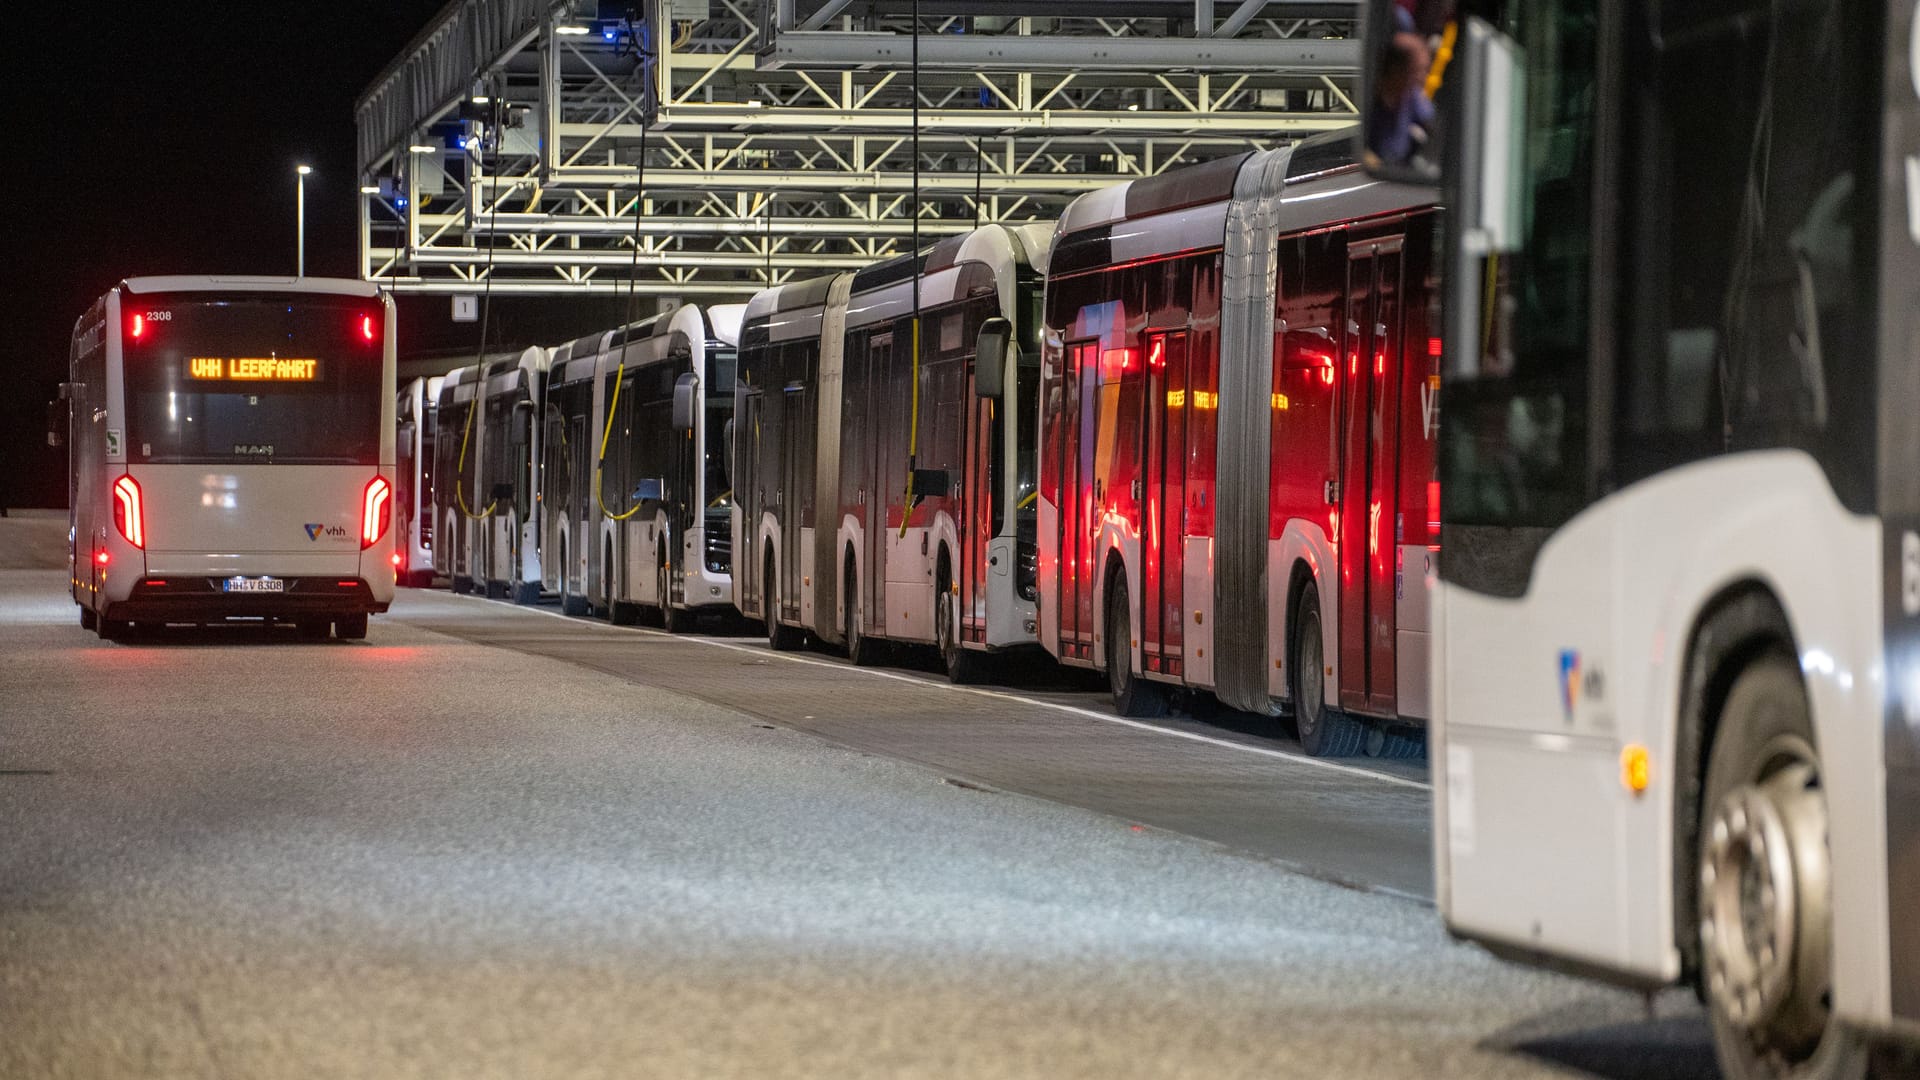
<box><xmin>93</xmin><ymin>280</ymin><xmax>397</xmax><ymax>634</ymax></box>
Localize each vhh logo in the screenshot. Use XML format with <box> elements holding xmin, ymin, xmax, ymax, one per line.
<box><xmin>1418</xmin><ymin>374</ymin><xmax>1440</xmax><ymax>441</ymax></box>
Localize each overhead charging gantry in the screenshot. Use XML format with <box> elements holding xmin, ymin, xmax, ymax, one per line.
<box><xmin>355</xmin><ymin>0</ymin><xmax>1360</xmax><ymax>298</ymax></box>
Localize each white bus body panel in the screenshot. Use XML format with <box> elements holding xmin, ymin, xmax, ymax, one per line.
<box><xmin>1434</xmin><ymin>451</ymin><xmax>1890</xmax><ymax>1020</ymax></box>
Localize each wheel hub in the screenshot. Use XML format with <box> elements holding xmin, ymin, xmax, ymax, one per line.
<box><xmin>1699</xmin><ymin>745</ymin><xmax>1831</xmax><ymax>1057</ymax></box>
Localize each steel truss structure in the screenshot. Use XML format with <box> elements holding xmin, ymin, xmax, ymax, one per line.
<box><xmin>356</xmin><ymin>0</ymin><xmax>1360</xmax><ymax>296</ymax></box>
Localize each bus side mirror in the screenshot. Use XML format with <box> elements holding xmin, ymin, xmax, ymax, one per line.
<box><xmin>671</xmin><ymin>373</ymin><xmax>698</xmax><ymax>432</ymax></box>
<box><xmin>1358</xmin><ymin>0</ymin><xmax>1452</xmax><ymax>184</ymax></box>
<box><xmin>46</xmin><ymin>400</ymin><xmax>65</xmax><ymax>448</ymax></box>
<box><xmin>398</xmin><ymin>421</ymin><xmax>417</xmax><ymax>446</ymax></box>
<box><xmin>723</xmin><ymin>418</ymin><xmax>735</xmax><ymax>484</ymax></box>
<box><xmin>973</xmin><ymin>317</ymin><xmax>1011</xmax><ymax>399</ymax></box>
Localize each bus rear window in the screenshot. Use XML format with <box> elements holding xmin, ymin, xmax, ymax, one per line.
<box><xmin>123</xmin><ymin>295</ymin><xmax>383</xmax><ymax>465</ymax></box>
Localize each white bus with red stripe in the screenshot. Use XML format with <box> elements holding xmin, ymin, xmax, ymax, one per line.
<box><xmin>733</xmin><ymin>223</ymin><xmax>1051</xmax><ymax>679</ymax></box>
<box><xmin>1039</xmin><ymin>133</ymin><xmax>1439</xmax><ymax>755</ymax></box>
<box><xmin>60</xmin><ymin>276</ymin><xmax>397</xmax><ymax>640</ymax></box>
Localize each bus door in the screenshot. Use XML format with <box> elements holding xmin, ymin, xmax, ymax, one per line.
<box><xmin>1057</xmin><ymin>341</ymin><xmax>1099</xmax><ymax>660</ymax></box>
<box><xmin>862</xmin><ymin>334</ymin><xmax>892</xmax><ymax>636</ymax></box>
<box><xmin>737</xmin><ymin>386</ymin><xmax>764</xmax><ymax>611</ymax></box>
<box><xmin>1142</xmin><ymin>331</ymin><xmax>1189</xmax><ymax>675</ymax></box>
<box><xmin>1338</xmin><ymin>238</ymin><xmax>1406</xmax><ymax>715</ymax></box>
<box><xmin>666</xmin><ymin>354</ymin><xmax>698</xmax><ymax>604</ymax></box>
<box><xmin>778</xmin><ymin>375</ymin><xmax>809</xmax><ymax>625</ymax></box>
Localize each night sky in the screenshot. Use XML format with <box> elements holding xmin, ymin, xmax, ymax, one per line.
<box><xmin>4</xmin><ymin>2</ymin><xmax>632</xmax><ymax>509</ymax></box>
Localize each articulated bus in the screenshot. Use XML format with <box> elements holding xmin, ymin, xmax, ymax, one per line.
<box><xmin>1039</xmin><ymin>135</ymin><xmax>1438</xmax><ymax>754</ymax></box>
<box><xmin>60</xmin><ymin>275</ymin><xmax>397</xmax><ymax>640</ymax></box>
<box><xmin>1359</xmin><ymin>0</ymin><xmax>1920</xmax><ymax>1073</ymax></box>
<box><xmin>541</xmin><ymin>304</ymin><xmax>741</xmax><ymax>628</ymax></box>
<box><xmin>540</xmin><ymin>328</ymin><xmax>610</xmax><ymax>616</ymax></box>
<box><xmin>395</xmin><ymin>374</ymin><xmax>443</xmax><ymax>587</ymax></box>
<box><xmin>473</xmin><ymin>347</ymin><xmax>550</xmax><ymax>604</ymax></box>
<box><xmin>733</xmin><ymin>224</ymin><xmax>1051</xmax><ymax>679</ymax></box>
<box><xmin>431</xmin><ymin>364</ymin><xmax>483</xmax><ymax>590</ymax></box>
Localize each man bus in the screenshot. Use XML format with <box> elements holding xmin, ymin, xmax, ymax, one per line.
<box><xmin>61</xmin><ymin>276</ymin><xmax>397</xmax><ymax>640</ymax></box>
<box><xmin>1360</xmin><ymin>0</ymin><xmax>1920</xmax><ymax>1074</ymax></box>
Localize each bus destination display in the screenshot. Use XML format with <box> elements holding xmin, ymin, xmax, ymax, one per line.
<box><xmin>187</xmin><ymin>356</ymin><xmax>323</xmax><ymax>382</ymax></box>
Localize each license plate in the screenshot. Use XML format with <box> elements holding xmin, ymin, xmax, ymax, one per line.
<box><xmin>222</xmin><ymin>576</ymin><xmax>286</xmax><ymax>593</ymax></box>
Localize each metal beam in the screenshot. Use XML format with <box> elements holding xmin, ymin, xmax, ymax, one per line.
<box><xmin>757</xmin><ymin>31</ymin><xmax>1358</xmax><ymax>73</ymax></box>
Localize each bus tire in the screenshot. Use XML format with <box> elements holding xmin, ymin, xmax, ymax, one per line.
<box><xmin>559</xmin><ymin>540</ymin><xmax>588</xmax><ymax>616</ymax></box>
<box><xmin>1366</xmin><ymin>726</ymin><xmax>1426</xmax><ymax>760</ymax></box>
<box><xmin>512</xmin><ymin>580</ymin><xmax>540</xmax><ymax>606</ymax></box>
<box><xmin>844</xmin><ymin>554</ymin><xmax>879</xmax><ymax>666</ymax></box>
<box><xmin>1292</xmin><ymin>583</ymin><xmax>1363</xmax><ymax>757</ymax></box>
<box><xmin>79</xmin><ymin>604</ymin><xmax>97</xmax><ymax>631</ymax></box>
<box><xmin>1105</xmin><ymin>576</ymin><xmax>1168</xmax><ymax>718</ymax></box>
<box><xmin>660</xmin><ymin>561</ymin><xmax>689</xmax><ymax>634</ymax></box>
<box><xmin>937</xmin><ymin>579</ymin><xmax>983</xmax><ymax>684</ymax></box>
<box><xmin>1697</xmin><ymin>656</ymin><xmax>1868</xmax><ymax>1080</ymax></box>
<box><xmin>334</xmin><ymin>613</ymin><xmax>369</xmax><ymax>640</ymax></box>
<box><xmin>766</xmin><ymin>552</ymin><xmax>803</xmax><ymax>652</ymax></box>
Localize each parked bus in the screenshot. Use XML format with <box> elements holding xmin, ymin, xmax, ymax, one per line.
<box><xmin>734</xmin><ymin>224</ymin><xmax>1051</xmax><ymax>679</ymax></box>
<box><xmin>540</xmin><ymin>328</ymin><xmax>611</xmax><ymax>616</ymax></box>
<box><xmin>472</xmin><ymin>347</ymin><xmax>550</xmax><ymax>604</ymax></box>
<box><xmin>1359</xmin><ymin>0</ymin><xmax>1920</xmax><ymax>1073</ymax></box>
<box><xmin>542</xmin><ymin>305</ymin><xmax>740</xmax><ymax>628</ymax></box>
<box><xmin>1039</xmin><ymin>135</ymin><xmax>1438</xmax><ymax>755</ymax></box>
<box><xmin>58</xmin><ymin>275</ymin><xmax>397</xmax><ymax>640</ymax></box>
<box><xmin>395</xmin><ymin>374</ymin><xmax>443</xmax><ymax>587</ymax></box>
<box><xmin>430</xmin><ymin>364</ymin><xmax>483</xmax><ymax>591</ymax></box>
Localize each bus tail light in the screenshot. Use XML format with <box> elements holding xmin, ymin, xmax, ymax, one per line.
<box><xmin>361</xmin><ymin>476</ymin><xmax>392</xmax><ymax>549</ymax></box>
<box><xmin>112</xmin><ymin>474</ymin><xmax>145</xmax><ymax>548</ymax></box>
<box><xmin>361</xmin><ymin>314</ymin><xmax>378</xmax><ymax>342</ymax></box>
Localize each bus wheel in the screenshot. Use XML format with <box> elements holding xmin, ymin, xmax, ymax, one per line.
<box><xmin>1105</xmin><ymin>577</ymin><xmax>1168</xmax><ymax>718</ymax></box>
<box><xmin>512</xmin><ymin>580</ymin><xmax>540</xmax><ymax>606</ymax></box>
<box><xmin>766</xmin><ymin>554</ymin><xmax>803</xmax><ymax>652</ymax></box>
<box><xmin>844</xmin><ymin>557</ymin><xmax>879</xmax><ymax>666</ymax></box>
<box><xmin>559</xmin><ymin>542</ymin><xmax>588</xmax><ymax>616</ymax></box>
<box><xmin>1698</xmin><ymin>657</ymin><xmax>1868</xmax><ymax>1080</ymax></box>
<box><xmin>79</xmin><ymin>605</ymin><xmax>97</xmax><ymax>631</ymax></box>
<box><xmin>937</xmin><ymin>583</ymin><xmax>983</xmax><ymax>684</ymax></box>
<box><xmin>1292</xmin><ymin>584</ymin><xmax>1363</xmax><ymax>757</ymax></box>
<box><xmin>334</xmin><ymin>613</ymin><xmax>369</xmax><ymax>640</ymax></box>
<box><xmin>660</xmin><ymin>562</ymin><xmax>689</xmax><ymax>634</ymax></box>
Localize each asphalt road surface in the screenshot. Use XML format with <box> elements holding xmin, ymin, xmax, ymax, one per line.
<box><xmin>0</xmin><ymin>514</ymin><xmax>1718</xmax><ymax>1078</ymax></box>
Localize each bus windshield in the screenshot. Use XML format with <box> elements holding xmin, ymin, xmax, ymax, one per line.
<box><xmin>123</xmin><ymin>294</ymin><xmax>384</xmax><ymax>465</ymax></box>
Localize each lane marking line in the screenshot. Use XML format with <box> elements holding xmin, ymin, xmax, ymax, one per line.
<box><xmin>430</xmin><ymin>591</ymin><xmax>1431</xmax><ymax>792</ymax></box>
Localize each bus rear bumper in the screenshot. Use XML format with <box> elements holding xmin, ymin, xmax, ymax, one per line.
<box><xmin>105</xmin><ymin>577</ymin><xmax>390</xmax><ymax>623</ymax></box>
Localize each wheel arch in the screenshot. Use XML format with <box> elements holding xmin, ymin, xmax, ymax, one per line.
<box><xmin>1671</xmin><ymin>578</ymin><xmax>1801</xmax><ymax>983</ymax></box>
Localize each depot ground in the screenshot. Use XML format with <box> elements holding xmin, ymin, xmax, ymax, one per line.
<box><xmin>0</xmin><ymin>513</ymin><xmax>1714</xmax><ymax>1078</ymax></box>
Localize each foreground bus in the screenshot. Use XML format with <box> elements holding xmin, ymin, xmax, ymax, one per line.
<box><xmin>60</xmin><ymin>275</ymin><xmax>397</xmax><ymax>640</ymax></box>
<box><xmin>395</xmin><ymin>374</ymin><xmax>443</xmax><ymax>587</ymax></box>
<box><xmin>1360</xmin><ymin>0</ymin><xmax>1920</xmax><ymax>1073</ymax></box>
<box><xmin>1040</xmin><ymin>137</ymin><xmax>1437</xmax><ymax>755</ymax></box>
<box><xmin>733</xmin><ymin>224</ymin><xmax>1050</xmax><ymax>679</ymax></box>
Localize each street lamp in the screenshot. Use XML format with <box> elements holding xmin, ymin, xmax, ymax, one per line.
<box><xmin>295</xmin><ymin>165</ymin><xmax>313</xmax><ymax>278</ymax></box>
